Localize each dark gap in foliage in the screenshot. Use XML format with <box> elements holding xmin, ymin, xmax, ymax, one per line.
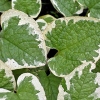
<box><xmin>38</xmin><ymin>0</ymin><xmax>63</xmax><ymax>19</ymax></box>
<box><xmin>47</xmin><ymin>49</ymin><xmax>58</xmax><ymax>58</ymax></box>
<box><xmin>45</xmin><ymin>68</ymin><xmax>50</xmax><ymax>76</ymax></box>
<box><xmin>92</xmin><ymin>59</ymin><xmax>100</xmax><ymax>73</ymax></box>
<box><xmin>79</xmin><ymin>8</ymin><xmax>88</xmax><ymax>16</ymax></box>
<box><xmin>14</xmin><ymin>90</ymin><xmax>17</xmax><ymax>93</ymax></box>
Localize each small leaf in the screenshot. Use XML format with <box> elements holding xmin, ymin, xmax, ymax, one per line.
<box><xmin>0</xmin><ymin>0</ymin><xmax>11</xmax><ymax>12</ymax></box>
<box><xmin>50</xmin><ymin>0</ymin><xmax>81</xmax><ymax>16</ymax></box>
<box><xmin>36</xmin><ymin>19</ymin><xmax>47</xmax><ymax>31</ymax></box>
<box><xmin>59</xmin><ymin>64</ymin><xmax>100</xmax><ymax>99</ymax></box>
<box><xmin>0</xmin><ymin>73</ymin><xmax>46</xmax><ymax>100</ymax></box>
<box><xmin>45</xmin><ymin>17</ymin><xmax>100</xmax><ymax>76</ymax></box>
<box><xmin>0</xmin><ymin>9</ymin><xmax>47</xmax><ymax>70</ymax></box>
<box><xmin>77</xmin><ymin>0</ymin><xmax>100</xmax><ymax>18</ymax></box>
<box><xmin>12</xmin><ymin>0</ymin><xmax>42</xmax><ymax>18</ymax></box>
<box><xmin>37</xmin><ymin>70</ymin><xmax>61</xmax><ymax>100</ymax></box>
<box><xmin>0</xmin><ymin>60</ymin><xmax>16</xmax><ymax>90</ymax></box>
<box><xmin>39</xmin><ymin>15</ymin><xmax>56</xmax><ymax>24</ymax></box>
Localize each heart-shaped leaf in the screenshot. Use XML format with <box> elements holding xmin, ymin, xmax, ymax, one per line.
<box><xmin>0</xmin><ymin>9</ymin><xmax>47</xmax><ymax>70</ymax></box>
<box><xmin>44</xmin><ymin>17</ymin><xmax>100</xmax><ymax>76</ymax></box>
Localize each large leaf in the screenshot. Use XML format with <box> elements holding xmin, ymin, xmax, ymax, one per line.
<box><xmin>37</xmin><ymin>70</ymin><xmax>61</xmax><ymax>100</ymax></box>
<box><xmin>50</xmin><ymin>0</ymin><xmax>81</xmax><ymax>17</ymax></box>
<box><xmin>77</xmin><ymin>0</ymin><xmax>100</xmax><ymax>18</ymax></box>
<box><xmin>12</xmin><ymin>0</ymin><xmax>42</xmax><ymax>18</ymax></box>
<box><xmin>0</xmin><ymin>0</ymin><xmax>11</xmax><ymax>12</ymax></box>
<box><xmin>0</xmin><ymin>9</ymin><xmax>47</xmax><ymax>70</ymax></box>
<box><xmin>44</xmin><ymin>17</ymin><xmax>100</xmax><ymax>76</ymax></box>
<box><xmin>0</xmin><ymin>73</ymin><xmax>46</xmax><ymax>100</ymax></box>
<box><xmin>58</xmin><ymin>64</ymin><xmax>100</xmax><ymax>99</ymax></box>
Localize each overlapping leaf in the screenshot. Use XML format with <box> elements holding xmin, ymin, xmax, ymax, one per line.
<box><xmin>58</xmin><ymin>64</ymin><xmax>100</xmax><ymax>99</ymax></box>
<box><xmin>0</xmin><ymin>0</ymin><xmax>11</xmax><ymax>12</ymax></box>
<box><xmin>45</xmin><ymin>17</ymin><xmax>100</xmax><ymax>76</ymax></box>
<box><xmin>50</xmin><ymin>0</ymin><xmax>81</xmax><ymax>16</ymax></box>
<box><xmin>37</xmin><ymin>70</ymin><xmax>61</xmax><ymax>100</ymax></box>
<box><xmin>12</xmin><ymin>0</ymin><xmax>42</xmax><ymax>18</ymax></box>
<box><xmin>0</xmin><ymin>73</ymin><xmax>46</xmax><ymax>100</ymax></box>
<box><xmin>0</xmin><ymin>9</ymin><xmax>47</xmax><ymax>70</ymax></box>
<box><xmin>77</xmin><ymin>0</ymin><xmax>100</xmax><ymax>18</ymax></box>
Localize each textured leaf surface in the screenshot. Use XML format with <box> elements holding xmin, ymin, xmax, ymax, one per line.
<box><xmin>59</xmin><ymin>64</ymin><xmax>100</xmax><ymax>100</ymax></box>
<box><xmin>77</xmin><ymin>0</ymin><xmax>100</xmax><ymax>18</ymax></box>
<box><xmin>0</xmin><ymin>73</ymin><xmax>46</xmax><ymax>100</ymax></box>
<box><xmin>0</xmin><ymin>0</ymin><xmax>11</xmax><ymax>12</ymax></box>
<box><xmin>0</xmin><ymin>9</ymin><xmax>47</xmax><ymax>70</ymax></box>
<box><xmin>50</xmin><ymin>0</ymin><xmax>81</xmax><ymax>16</ymax></box>
<box><xmin>45</xmin><ymin>17</ymin><xmax>100</xmax><ymax>76</ymax></box>
<box><xmin>0</xmin><ymin>60</ymin><xmax>16</xmax><ymax>90</ymax></box>
<box><xmin>36</xmin><ymin>19</ymin><xmax>47</xmax><ymax>31</ymax></box>
<box><xmin>38</xmin><ymin>70</ymin><xmax>61</xmax><ymax>100</ymax></box>
<box><xmin>0</xmin><ymin>70</ymin><xmax>13</xmax><ymax>91</ymax></box>
<box><xmin>12</xmin><ymin>0</ymin><xmax>41</xmax><ymax>18</ymax></box>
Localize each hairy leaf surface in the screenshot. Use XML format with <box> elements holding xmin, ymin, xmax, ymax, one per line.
<box><xmin>0</xmin><ymin>73</ymin><xmax>46</xmax><ymax>100</ymax></box>
<box><xmin>58</xmin><ymin>64</ymin><xmax>100</xmax><ymax>100</ymax></box>
<box><xmin>0</xmin><ymin>9</ymin><xmax>47</xmax><ymax>70</ymax></box>
<box><xmin>45</xmin><ymin>17</ymin><xmax>100</xmax><ymax>76</ymax></box>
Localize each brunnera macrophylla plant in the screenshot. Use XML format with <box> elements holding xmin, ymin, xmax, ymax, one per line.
<box><xmin>0</xmin><ymin>0</ymin><xmax>100</xmax><ymax>100</ymax></box>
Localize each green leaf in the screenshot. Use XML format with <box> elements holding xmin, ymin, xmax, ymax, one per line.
<box><xmin>0</xmin><ymin>9</ymin><xmax>47</xmax><ymax>70</ymax></box>
<box><xmin>50</xmin><ymin>0</ymin><xmax>81</xmax><ymax>16</ymax></box>
<box><xmin>36</xmin><ymin>19</ymin><xmax>47</xmax><ymax>31</ymax></box>
<box><xmin>77</xmin><ymin>0</ymin><xmax>100</xmax><ymax>18</ymax></box>
<box><xmin>37</xmin><ymin>70</ymin><xmax>61</xmax><ymax>100</ymax></box>
<box><xmin>92</xmin><ymin>59</ymin><xmax>100</xmax><ymax>73</ymax></box>
<box><xmin>39</xmin><ymin>15</ymin><xmax>56</xmax><ymax>24</ymax></box>
<box><xmin>45</xmin><ymin>17</ymin><xmax>100</xmax><ymax>76</ymax></box>
<box><xmin>12</xmin><ymin>0</ymin><xmax>41</xmax><ymax>18</ymax></box>
<box><xmin>0</xmin><ymin>0</ymin><xmax>11</xmax><ymax>12</ymax></box>
<box><xmin>0</xmin><ymin>70</ymin><xmax>13</xmax><ymax>91</ymax></box>
<box><xmin>0</xmin><ymin>60</ymin><xmax>16</xmax><ymax>90</ymax></box>
<box><xmin>0</xmin><ymin>73</ymin><xmax>46</xmax><ymax>100</ymax></box>
<box><xmin>59</xmin><ymin>64</ymin><xmax>100</xmax><ymax>99</ymax></box>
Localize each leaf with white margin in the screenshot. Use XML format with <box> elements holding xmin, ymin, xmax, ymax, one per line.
<box><xmin>44</xmin><ymin>16</ymin><xmax>100</xmax><ymax>76</ymax></box>
<box><xmin>37</xmin><ymin>70</ymin><xmax>61</xmax><ymax>100</ymax></box>
<box><xmin>39</xmin><ymin>14</ymin><xmax>56</xmax><ymax>24</ymax></box>
<box><xmin>36</xmin><ymin>19</ymin><xmax>47</xmax><ymax>31</ymax></box>
<box><xmin>77</xmin><ymin>0</ymin><xmax>100</xmax><ymax>19</ymax></box>
<box><xmin>0</xmin><ymin>73</ymin><xmax>46</xmax><ymax>100</ymax></box>
<box><xmin>0</xmin><ymin>0</ymin><xmax>11</xmax><ymax>12</ymax></box>
<box><xmin>0</xmin><ymin>60</ymin><xmax>16</xmax><ymax>91</ymax></box>
<box><xmin>0</xmin><ymin>9</ymin><xmax>47</xmax><ymax>70</ymax></box>
<box><xmin>58</xmin><ymin>63</ymin><xmax>100</xmax><ymax>100</ymax></box>
<box><xmin>12</xmin><ymin>0</ymin><xmax>41</xmax><ymax>18</ymax></box>
<box><xmin>50</xmin><ymin>0</ymin><xmax>82</xmax><ymax>17</ymax></box>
